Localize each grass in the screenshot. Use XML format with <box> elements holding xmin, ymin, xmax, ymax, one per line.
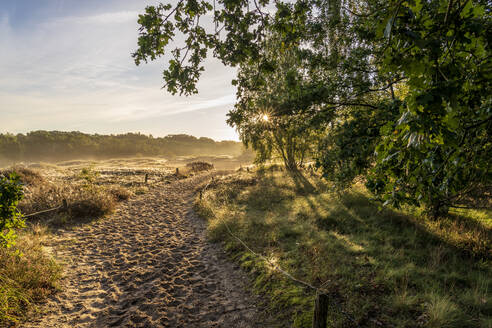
<box><xmin>12</xmin><ymin>166</ymin><xmax>124</xmax><ymax>226</ymax></box>
<box><xmin>195</xmin><ymin>168</ymin><xmax>492</xmax><ymax>327</ymax></box>
<box><xmin>0</xmin><ymin>225</ymin><xmax>61</xmax><ymax>325</ymax></box>
<box><xmin>0</xmin><ymin>166</ymin><xmax>45</xmax><ymax>186</ymax></box>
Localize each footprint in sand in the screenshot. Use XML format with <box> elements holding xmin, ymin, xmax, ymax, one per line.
<box><xmin>23</xmin><ymin>173</ymin><xmax>276</xmax><ymax>328</ymax></box>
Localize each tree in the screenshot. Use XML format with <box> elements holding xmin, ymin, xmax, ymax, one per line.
<box><xmin>133</xmin><ymin>0</ymin><xmax>491</xmax><ymax>216</ymax></box>
<box><xmin>0</xmin><ymin>131</ymin><xmax>245</xmax><ymax>162</ymax></box>
<box><xmin>228</xmin><ymin>32</ymin><xmax>320</xmax><ymax>171</ymax></box>
<box><xmin>317</xmin><ymin>99</ymin><xmax>401</xmax><ymax>188</ymax></box>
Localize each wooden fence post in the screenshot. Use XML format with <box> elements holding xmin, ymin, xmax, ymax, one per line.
<box><xmin>312</xmin><ymin>293</ymin><xmax>329</xmax><ymax>328</ymax></box>
<box><xmin>176</xmin><ymin>167</ymin><xmax>179</xmax><ymax>175</ymax></box>
<box><xmin>144</xmin><ymin>173</ymin><xmax>149</xmax><ymax>184</ymax></box>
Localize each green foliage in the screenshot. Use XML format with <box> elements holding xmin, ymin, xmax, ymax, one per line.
<box><xmin>228</xmin><ymin>33</ymin><xmax>321</xmax><ymax>170</ymax></box>
<box><xmin>79</xmin><ymin>166</ymin><xmax>100</xmax><ymax>186</ymax></box>
<box><xmin>366</xmin><ymin>0</ymin><xmax>492</xmax><ymax>216</ymax></box>
<box><xmin>134</xmin><ymin>0</ymin><xmax>491</xmax><ymax>215</ymax></box>
<box><xmin>317</xmin><ymin>100</ymin><xmax>401</xmax><ymax>188</ymax></box>
<box><xmin>0</xmin><ymin>174</ymin><xmax>24</xmax><ymax>248</ymax></box>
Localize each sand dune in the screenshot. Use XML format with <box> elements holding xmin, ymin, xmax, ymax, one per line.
<box><xmin>24</xmin><ymin>173</ymin><xmax>271</xmax><ymax>327</ymax></box>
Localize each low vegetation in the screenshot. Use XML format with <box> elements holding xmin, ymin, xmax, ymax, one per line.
<box><xmin>196</xmin><ymin>168</ymin><xmax>491</xmax><ymax>327</ymax></box>
<box><xmin>9</xmin><ymin>167</ymin><xmax>119</xmax><ymax>227</ymax></box>
<box><xmin>186</xmin><ymin>161</ymin><xmax>214</xmax><ymax>172</ymax></box>
<box><xmin>0</xmin><ymin>225</ymin><xmax>61</xmax><ymax>325</ymax></box>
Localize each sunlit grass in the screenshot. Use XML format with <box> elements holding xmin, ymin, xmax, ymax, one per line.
<box><xmin>0</xmin><ymin>225</ymin><xmax>61</xmax><ymax>325</ymax></box>
<box><xmin>195</xmin><ymin>168</ymin><xmax>492</xmax><ymax>327</ymax></box>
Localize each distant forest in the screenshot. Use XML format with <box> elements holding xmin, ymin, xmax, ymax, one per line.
<box><xmin>0</xmin><ymin>131</ymin><xmax>245</xmax><ymax>164</ymax></box>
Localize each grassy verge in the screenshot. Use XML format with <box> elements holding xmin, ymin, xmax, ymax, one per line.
<box><xmin>195</xmin><ymin>168</ymin><xmax>492</xmax><ymax>327</ymax></box>
<box><xmin>0</xmin><ymin>225</ymin><xmax>62</xmax><ymax>325</ymax></box>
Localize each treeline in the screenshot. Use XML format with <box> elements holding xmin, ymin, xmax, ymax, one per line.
<box><xmin>0</xmin><ymin>131</ymin><xmax>244</xmax><ymax>163</ymax></box>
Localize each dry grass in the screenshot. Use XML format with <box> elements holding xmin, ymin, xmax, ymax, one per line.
<box><xmin>186</xmin><ymin>161</ymin><xmax>214</xmax><ymax>172</ymax></box>
<box><xmin>0</xmin><ymin>166</ymin><xmax>119</xmax><ymax>224</ymax></box>
<box><xmin>67</xmin><ymin>187</ymin><xmax>116</xmax><ymax>220</ymax></box>
<box><xmin>0</xmin><ymin>166</ymin><xmax>45</xmax><ymax>186</ymax></box>
<box><xmin>109</xmin><ymin>186</ymin><xmax>132</xmax><ymax>201</ymax></box>
<box><xmin>0</xmin><ymin>225</ymin><xmax>61</xmax><ymax>325</ymax></box>
<box><xmin>18</xmin><ymin>181</ymin><xmax>117</xmax><ymax>226</ymax></box>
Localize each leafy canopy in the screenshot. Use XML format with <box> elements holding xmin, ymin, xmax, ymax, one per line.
<box><xmin>134</xmin><ymin>0</ymin><xmax>491</xmax><ymax>215</ymax></box>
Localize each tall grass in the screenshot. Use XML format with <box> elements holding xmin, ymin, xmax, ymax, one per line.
<box><xmin>0</xmin><ymin>225</ymin><xmax>61</xmax><ymax>325</ymax></box>
<box><xmin>8</xmin><ymin>166</ymin><xmax>123</xmax><ymax>226</ymax></box>
<box><xmin>195</xmin><ymin>169</ymin><xmax>492</xmax><ymax>327</ymax></box>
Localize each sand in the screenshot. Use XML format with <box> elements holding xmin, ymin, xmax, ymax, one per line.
<box><xmin>24</xmin><ymin>173</ymin><xmax>273</xmax><ymax>328</ymax></box>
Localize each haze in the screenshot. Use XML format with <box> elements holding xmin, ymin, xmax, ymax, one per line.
<box><xmin>0</xmin><ymin>0</ymin><xmax>239</xmax><ymax>141</ymax></box>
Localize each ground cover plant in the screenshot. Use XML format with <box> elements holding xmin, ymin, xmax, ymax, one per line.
<box><xmin>0</xmin><ymin>225</ymin><xmax>61</xmax><ymax>325</ymax></box>
<box><xmin>196</xmin><ymin>168</ymin><xmax>492</xmax><ymax>327</ymax></box>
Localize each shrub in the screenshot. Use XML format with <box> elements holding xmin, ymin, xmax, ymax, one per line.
<box><xmin>18</xmin><ymin>173</ymin><xmax>116</xmax><ymax>224</ymax></box>
<box><xmin>67</xmin><ymin>187</ymin><xmax>116</xmax><ymax>219</ymax></box>
<box><xmin>0</xmin><ymin>173</ymin><xmax>24</xmax><ymax>248</ymax></box>
<box><xmin>186</xmin><ymin>161</ymin><xmax>214</xmax><ymax>172</ymax></box>
<box><xmin>109</xmin><ymin>186</ymin><xmax>132</xmax><ymax>201</ymax></box>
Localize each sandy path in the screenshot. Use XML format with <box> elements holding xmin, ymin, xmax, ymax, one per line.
<box><xmin>24</xmin><ymin>173</ymin><xmax>271</xmax><ymax>328</ymax></box>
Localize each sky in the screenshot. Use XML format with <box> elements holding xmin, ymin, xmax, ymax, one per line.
<box><xmin>0</xmin><ymin>0</ymin><xmax>239</xmax><ymax>141</ymax></box>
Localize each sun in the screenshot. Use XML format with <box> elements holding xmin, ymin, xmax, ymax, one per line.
<box><xmin>261</xmin><ymin>114</ymin><xmax>269</xmax><ymax>122</ymax></box>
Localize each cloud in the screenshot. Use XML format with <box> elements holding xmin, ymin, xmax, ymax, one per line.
<box><xmin>110</xmin><ymin>93</ymin><xmax>236</xmax><ymax>122</ymax></box>
<box><xmin>0</xmin><ymin>2</ymin><xmax>239</xmax><ymax>140</ymax></box>
<box><xmin>46</xmin><ymin>10</ymin><xmax>139</xmax><ymax>26</ymax></box>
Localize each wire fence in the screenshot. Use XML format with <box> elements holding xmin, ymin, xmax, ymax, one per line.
<box><xmin>199</xmin><ymin>177</ymin><xmax>356</xmax><ymax>327</ymax></box>
<box><xmin>23</xmin><ymin>199</ymin><xmax>68</xmax><ymax>218</ymax></box>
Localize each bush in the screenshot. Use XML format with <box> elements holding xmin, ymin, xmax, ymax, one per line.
<box><xmin>68</xmin><ymin>188</ymin><xmax>116</xmax><ymax>218</ymax></box>
<box><xmin>0</xmin><ymin>173</ymin><xmax>24</xmax><ymax>248</ymax></box>
<box><xmin>109</xmin><ymin>186</ymin><xmax>132</xmax><ymax>201</ymax></box>
<box><xmin>186</xmin><ymin>161</ymin><xmax>214</xmax><ymax>172</ymax></box>
<box><xmin>18</xmin><ymin>171</ymin><xmax>116</xmax><ymax>224</ymax></box>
